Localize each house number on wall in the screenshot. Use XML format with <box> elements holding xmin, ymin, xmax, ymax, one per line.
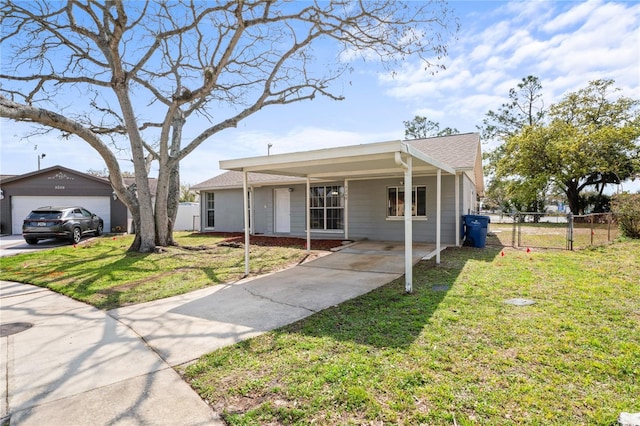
<box><xmin>55</xmin><ymin>186</ymin><xmax>65</xmax><ymax>190</ymax></box>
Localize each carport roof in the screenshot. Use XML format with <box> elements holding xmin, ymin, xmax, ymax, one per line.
<box><xmin>220</xmin><ymin>139</ymin><xmax>458</xmax><ymax>179</ymax></box>
<box><xmin>196</xmin><ymin>133</ymin><xmax>483</xmax><ymax>192</ymax></box>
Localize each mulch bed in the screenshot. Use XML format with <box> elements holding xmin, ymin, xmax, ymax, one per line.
<box><xmin>200</xmin><ymin>232</ymin><xmax>350</xmax><ymax>251</ymax></box>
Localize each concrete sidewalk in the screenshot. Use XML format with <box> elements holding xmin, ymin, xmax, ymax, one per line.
<box><xmin>1</xmin><ymin>241</ymin><xmax>434</xmax><ymax>425</ymax></box>
<box><xmin>1</xmin><ymin>282</ymin><xmax>222</xmax><ymax>425</ymax></box>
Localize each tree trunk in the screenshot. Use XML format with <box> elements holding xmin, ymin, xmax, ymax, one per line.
<box><xmin>167</xmin><ymin>162</ymin><xmax>180</xmax><ymax>246</ymax></box>
<box><xmin>154</xmin><ymin>162</ymin><xmax>170</xmax><ymax>247</ymax></box>
<box><xmin>128</xmin><ymin>212</ymin><xmax>143</xmax><ymax>252</ymax></box>
<box><xmin>111</xmin><ymin>71</ymin><xmax>156</xmax><ymax>252</ymax></box>
<box><xmin>564</xmin><ymin>180</ymin><xmax>581</xmax><ymax>215</ymax></box>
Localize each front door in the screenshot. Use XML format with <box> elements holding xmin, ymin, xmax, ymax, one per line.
<box><xmin>274</xmin><ymin>188</ymin><xmax>291</xmax><ymax>233</ymax></box>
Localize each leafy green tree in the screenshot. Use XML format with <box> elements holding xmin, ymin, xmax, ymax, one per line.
<box><xmin>611</xmin><ymin>192</ymin><xmax>640</xmax><ymax>238</ymax></box>
<box><xmin>403</xmin><ymin>115</ymin><xmax>459</xmax><ymax>139</ymax></box>
<box><xmin>497</xmin><ymin>79</ymin><xmax>640</xmax><ymax>215</ymax></box>
<box><xmin>480</xmin><ymin>75</ymin><xmax>546</xmax><ymax>142</ymax></box>
<box><xmin>479</xmin><ymin>76</ymin><xmax>547</xmax><ymax>211</ymax></box>
<box><xmin>180</xmin><ymin>184</ymin><xmax>197</xmax><ymax>203</ymax></box>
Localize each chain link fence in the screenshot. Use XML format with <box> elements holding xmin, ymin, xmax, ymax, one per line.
<box><xmin>484</xmin><ymin>212</ymin><xmax>619</xmax><ymax>250</ymax></box>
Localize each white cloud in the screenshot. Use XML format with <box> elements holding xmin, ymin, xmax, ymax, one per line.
<box><xmin>379</xmin><ymin>0</ymin><xmax>639</xmax><ymax>131</ymax></box>
<box><xmin>541</xmin><ymin>0</ymin><xmax>601</xmax><ymax>33</ymax></box>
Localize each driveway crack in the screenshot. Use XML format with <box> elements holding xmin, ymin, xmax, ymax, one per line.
<box><xmin>242</xmin><ymin>287</ymin><xmax>317</xmax><ymax>314</ymax></box>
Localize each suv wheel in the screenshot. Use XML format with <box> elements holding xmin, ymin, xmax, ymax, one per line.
<box><xmin>25</xmin><ymin>238</ymin><xmax>38</xmax><ymax>245</ymax></box>
<box><xmin>95</xmin><ymin>223</ymin><xmax>103</xmax><ymax>236</ymax></box>
<box><xmin>70</xmin><ymin>227</ymin><xmax>82</xmax><ymax>244</ymax></box>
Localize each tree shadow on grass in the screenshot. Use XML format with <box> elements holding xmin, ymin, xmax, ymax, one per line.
<box><xmin>282</xmin><ymin>246</ymin><xmax>502</xmax><ymax>349</ymax></box>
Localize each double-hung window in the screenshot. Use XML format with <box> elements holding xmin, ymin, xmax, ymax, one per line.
<box><xmin>206</xmin><ymin>192</ymin><xmax>215</xmax><ymax>228</ymax></box>
<box><xmin>387</xmin><ymin>186</ymin><xmax>427</xmax><ymax>218</ymax></box>
<box><xmin>310</xmin><ymin>185</ymin><xmax>344</xmax><ymax>230</ymax></box>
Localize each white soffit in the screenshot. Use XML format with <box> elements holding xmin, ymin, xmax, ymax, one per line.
<box><xmin>220</xmin><ymin>140</ymin><xmax>456</xmax><ymax>179</ymax></box>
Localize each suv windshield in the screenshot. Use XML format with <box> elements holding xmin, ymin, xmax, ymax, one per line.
<box><xmin>26</xmin><ymin>211</ymin><xmax>63</xmax><ymax>220</ymax></box>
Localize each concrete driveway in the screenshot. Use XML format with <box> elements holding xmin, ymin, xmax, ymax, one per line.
<box><xmin>1</xmin><ymin>235</ymin><xmax>69</xmax><ymax>257</ymax></box>
<box><xmin>1</xmin><ymin>241</ymin><xmax>435</xmax><ymax>425</ymax></box>
<box><xmin>110</xmin><ymin>241</ymin><xmax>435</xmax><ymax>366</ymax></box>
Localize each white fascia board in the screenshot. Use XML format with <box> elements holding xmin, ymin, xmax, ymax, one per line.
<box><xmin>220</xmin><ymin>140</ymin><xmax>404</xmax><ymax>172</ymax></box>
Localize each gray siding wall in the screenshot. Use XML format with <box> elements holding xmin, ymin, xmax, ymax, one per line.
<box><xmin>204</xmin><ymin>175</ymin><xmax>473</xmax><ymax>244</ymax></box>
<box><xmin>201</xmin><ymin>189</ymin><xmax>244</xmax><ymax>232</ymax></box>
<box><xmin>347</xmin><ymin>176</ymin><xmax>459</xmax><ymax>244</ymax></box>
<box><xmin>252</xmin><ymin>188</ymin><xmax>272</xmax><ymax>234</ymax></box>
<box><xmin>461</xmin><ymin>172</ymin><xmax>477</xmax><ymax>215</ymax></box>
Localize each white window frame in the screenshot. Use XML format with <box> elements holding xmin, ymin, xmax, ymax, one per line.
<box><xmin>387</xmin><ymin>185</ymin><xmax>427</xmax><ymax>220</ymax></box>
<box><xmin>309</xmin><ymin>185</ymin><xmax>345</xmax><ymax>231</ymax></box>
<box><xmin>205</xmin><ymin>192</ymin><xmax>215</xmax><ymax>228</ymax></box>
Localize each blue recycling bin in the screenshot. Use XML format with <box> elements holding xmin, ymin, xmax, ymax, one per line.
<box><xmin>463</xmin><ymin>215</ymin><xmax>490</xmax><ymax>248</ymax></box>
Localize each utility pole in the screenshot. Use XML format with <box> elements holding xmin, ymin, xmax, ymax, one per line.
<box><xmin>37</xmin><ymin>153</ymin><xmax>46</xmax><ymax>170</ymax></box>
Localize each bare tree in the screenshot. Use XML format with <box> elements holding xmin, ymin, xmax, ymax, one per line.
<box><xmin>0</xmin><ymin>0</ymin><xmax>458</xmax><ymax>252</ymax></box>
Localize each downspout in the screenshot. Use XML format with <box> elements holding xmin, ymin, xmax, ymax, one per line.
<box><xmin>394</xmin><ymin>151</ymin><xmax>413</xmax><ymax>293</ymax></box>
<box><xmin>455</xmin><ymin>173</ymin><xmax>460</xmax><ymax>247</ymax></box>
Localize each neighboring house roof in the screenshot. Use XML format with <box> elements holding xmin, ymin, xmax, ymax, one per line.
<box><xmin>0</xmin><ymin>165</ymin><xmax>114</xmax><ymax>187</ymax></box>
<box><xmin>193</xmin><ymin>133</ymin><xmax>484</xmax><ymax>193</ymax></box>
<box><xmin>0</xmin><ymin>165</ymin><xmax>159</xmax><ymax>196</ymax></box>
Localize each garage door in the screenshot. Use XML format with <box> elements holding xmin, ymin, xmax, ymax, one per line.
<box><xmin>11</xmin><ymin>196</ymin><xmax>111</xmax><ymax>235</ymax></box>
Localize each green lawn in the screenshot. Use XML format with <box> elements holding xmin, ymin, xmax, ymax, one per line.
<box><xmin>2</xmin><ymin>233</ymin><xmax>638</xmax><ymax>424</ymax></box>
<box><xmin>0</xmin><ymin>232</ymin><xmax>309</xmax><ymax>309</ymax></box>
<box><xmin>183</xmin><ymin>240</ymin><xmax>640</xmax><ymax>425</ymax></box>
<box><xmin>487</xmin><ymin>222</ymin><xmax>619</xmax><ymax>250</ymax></box>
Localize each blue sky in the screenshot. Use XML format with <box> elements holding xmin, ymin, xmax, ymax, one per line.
<box><xmin>1</xmin><ymin>0</ymin><xmax>639</xmax><ymax>192</ymax></box>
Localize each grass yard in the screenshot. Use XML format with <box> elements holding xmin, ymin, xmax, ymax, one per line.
<box><xmin>0</xmin><ymin>232</ymin><xmax>317</xmax><ymax>309</ymax></box>
<box><xmin>487</xmin><ymin>222</ymin><xmax>620</xmax><ymax>250</ymax></box>
<box><xmin>183</xmin><ymin>240</ymin><xmax>640</xmax><ymax>425</ymax></box>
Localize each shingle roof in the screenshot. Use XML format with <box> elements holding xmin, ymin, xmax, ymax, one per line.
<box><xmin>406</xmin><ymin>132</ymin><xmax>480</xmax><ymax>170</ymax></box>
<box><xmin>0</xmin><ymin>166</ymin><xmax>159</xmax><ymax>195</ymax></box>
<box><xmin>191</xmin><ymin>170</ymin><xmax>303</xmax><ymax>190</ymax></box>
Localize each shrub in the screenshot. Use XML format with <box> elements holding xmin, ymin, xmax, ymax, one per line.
<box><xmin>611</xmin><ymin>193</ymin><xmax>640</xmax><ymax>238</ymax></box>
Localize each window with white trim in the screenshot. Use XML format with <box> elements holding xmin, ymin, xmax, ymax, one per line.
<box><xmin>387</xmin><ymin>186</ymin><xmax>427</xmax><ymax>218</ymax></box>
<box><xmin>206</xmin><ymin>192</ymin><xmax>215</xmax><ymax>227</ymax></box>
<box><xmin>310</xmin><ymin>185</ymin><xmax>344</xmax><ymax>230</ymax></box>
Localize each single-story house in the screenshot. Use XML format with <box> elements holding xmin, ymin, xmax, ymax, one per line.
<box><xmin>192</xmin><ymin>133</ymin><xmax>485</xmax><ymax>292</ymax></box>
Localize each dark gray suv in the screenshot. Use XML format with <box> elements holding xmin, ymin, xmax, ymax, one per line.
<box><xmin>22</xmin><ymin>206</ymin><xmax>104</xmax><ymax>245</ymax></box>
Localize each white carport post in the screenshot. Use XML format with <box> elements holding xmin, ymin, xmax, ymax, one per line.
<box><xmin>436</xmin><ymin>168</ymin><xmax>442</xmax><ymax>264</ymax></box>
<box><xmin>344</xmin><ymin>179</ymin><xmax>349</xmax><ymax>240</ymax></box>
<box><xmin>306</xmin><ymin>177</ymin><xmax>311</xmax><ymax>253</ymax></box>
<box><xmin>404</xmin><ymin>156</ymin><xmax>413</xmax><ymax>293</ymax></box>
<box><xmin>455</xmin><ymin>173</ymin><xmax>460</xmax><ymax>247</ymax></box>
<box><xmin>243</xmin><ymin>170</ymin><xmax>250</xmax><ymax>276</ymax></box>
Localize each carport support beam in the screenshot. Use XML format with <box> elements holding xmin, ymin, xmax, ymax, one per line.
<box><xmin>306</xmin><ymin>177</ymin><xmax>311</xmax><ymax>253</ymax></box>
<box><xmin>404</xmin><ymin>156</ymin><xmax>413</xmax><ymax>293</ymax></box>
<box><xmin>436</xmin><ymin>168</ymin><xmax>441</xmax><ymax>264</ymax></box>
<box><xmin>243</xmin><ymin>171</ymin><xmax>250</xmax><ymax>276</ymax></box>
